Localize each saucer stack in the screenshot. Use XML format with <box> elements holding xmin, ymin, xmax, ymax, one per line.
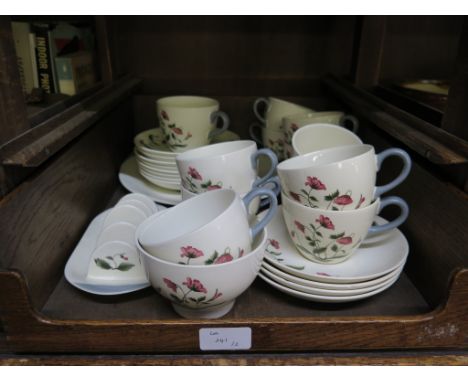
<box><xmin>257</xmin><ymin>207</ymin><xmax>409</xmax><ymax>303</ymax></box>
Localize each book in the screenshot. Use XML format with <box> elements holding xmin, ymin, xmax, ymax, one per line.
<box><xmin>11</xmin><ymin>21</ymin><xmax>36</xmax><ymax>94</ymax></box>
<box><xmin>55</xmin><ymin>51</ymin><xmax>96</xmax><ymax>96</ymax></box>
<box><xmin>33</xmin><ymin>23</ymin><xmax>56</xmax><ymax>93</ymax></box>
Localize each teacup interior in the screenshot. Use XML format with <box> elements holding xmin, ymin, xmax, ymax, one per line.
<box><xmin>139</xmin><ymin>190</ymin><xmax>237</xmax><ymax>246</ymax></box>
<box><xmin>176</xmin><ymin>140</ymin><xmax>255</xmax><ymax>161</ymax></box>
<box><xmin>157</xmin><ymin>96</ymin><xmax>218</xmax><ymax>108</ymax></box>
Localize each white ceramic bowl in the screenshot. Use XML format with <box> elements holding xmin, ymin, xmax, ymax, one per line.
<box><xmin>136</xmin><ymin>224</ymin><xmax>268</xmax><ymax>319</ymax></box>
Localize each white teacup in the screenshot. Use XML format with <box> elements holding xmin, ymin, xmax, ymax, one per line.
<box><xmin>282</xmin><ymin>192</ymin><xmax>409</xmax><ymax>264</ymax></box>
<box><xmin>281</xmin><ymin>111</ymin><xmax>359</xmax><ymax>159</ymax></box>
<box><xmin>278</xmin><ymin>144</ymin><xmax>412</xmax><ymax>210</ymax></box>
<box><xmin>156</xmin><ymin>96</ymin><xmax>230</xmax><ymax>152</ymax></box>
<box><xmin>253</xmin><ymin>97</ymin><xmax>314</xmax><ymax>130</ymax></box>
<box><xmin>138</xmin><ymin>188</ymin><xmax>277</xmax><ymax>266</ymax></box>
<box><xmin>292</xmin><ymin>123</ymin><xmax>362</xmax><ymax>156</ymax></box>
<box><xmin>176</xmin><ymin>140</ymin><xmax>278</xmax><ymax>194</ymax></box>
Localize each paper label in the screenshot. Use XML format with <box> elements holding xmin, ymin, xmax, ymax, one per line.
<box><xmin>199</xmin><ymin>327</ymin><xmax>252</xmax><ymax>351</ymax></box>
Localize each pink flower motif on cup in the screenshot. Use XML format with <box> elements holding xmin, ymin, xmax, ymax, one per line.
<box><xmin>183</xmin><ymin>277</ymin><xmax>207</xmax><ymax>293</ymax></box>
<box><xmin>305</xmin><ymin>176</ymin><xmax>327</xmax><ymax>190</ymax></box>
<box><xmin>294</xmin><ymin>220</ymin><xmax>306</xmax><ymax>233</ymax></box>
<box><xmin>180</xmin><ymin>246</ymin><xmax>204</xmax><ymax>259</ymax></box>
<box><xmin>316</xmin><ymin>215</ymin><xmax>335</xmax><ymax>230</ymax></box>
<box><xmin>317</xmin><ymin>272</ymin><xmax>331</xmax><ymax>277</ymax></box>
<box><xmin>269</xmin><ymin>239</ymin><xmax>280</xmax><ymax>250</ymax></box>
<box><xmin>336</xmin><ymin>236</ymin><xmax>353</xmax><ymax>245</ymax></box>
<box><xmin>214</xmin><ymin>253</ymin><xmax>234</xmax><ymax>264</ymax></box>
<box><xmin>207</xmin><ymin>184</ymin><xmax>222</xmax><ymax>190</ymax></box>
<box><xmin>161</xmin><ymin>110</ymin><xmax>169</xmax><ymax>121</ymax></box>
<box><xmin>290</xmin><ymin>123</ymin><xmax>299</xmax><ymax>132</ymax></box>
<box><xmin>188</xmin><ymin>167</ymin><xmax>202</xmax><ymax>181</ymax></box>
<box><xmin>289</xmin><ymin>191</ymin><xmax>301</xmax><ymax>202</ymax></box>
<box><xmin>333</xmin><ymin>194</ymin><xmax>353</xmax><ymax>206</ymax></box>
<box><xmin>163</xmin><ymin>277</ymin><xmax>178</xmax><ymax>293</ymax></box>
<box><xmin>356</xmin><ymin>194</ymin><xmax>366</xmax><ymax>209</ymax></box>
<box><xmin>172</xmin><ymin>127</ymin><xmax>183</xmax><ymax>135</ymax></box>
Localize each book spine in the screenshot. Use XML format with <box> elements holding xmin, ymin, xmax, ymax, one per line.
<box><xmin>34</xmin><ymin>24</ymin><xmax>56</xmax><ymax>93</ymax></box>
<box><xmin>11</xmin><ymin>22</ymin><xmax>35</xmax><ymax>94</ymax></box>
<box><xmin>28</xmin><ymin>32</ymin><xmax>39</xmax><ymax>88</ymax></box>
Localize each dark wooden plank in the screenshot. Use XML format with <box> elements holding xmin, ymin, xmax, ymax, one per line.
<box><xmin>352</xmin><ymin>16</ymin><xmax>387</xmax><ymax>88</ymax></box>
<box><xmin>0</xmin><ymin>99</ymin><xmax>134</xmax><ymax>309</ymax></box>
<box><xmin>94</xmin><ymin>16</ymin><xmax>114</xmax><ymax>83</ymax></box>
<box><xmin>0</xmin><ymin>16</ymin><xmax>30</xmax><ymax>146</ymax></box>
<box><xmin>442</xmin><ymin>17</ymin><xmax>468</xmax><ymax>141</ymax></box>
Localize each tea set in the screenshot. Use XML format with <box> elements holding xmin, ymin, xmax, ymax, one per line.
<box><xmin>65</xmin><ymin>95</ymin><xmax>413</xmax><ymax>319</ymax></box>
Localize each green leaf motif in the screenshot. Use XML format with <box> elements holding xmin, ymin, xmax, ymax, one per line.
<box><xmin>300</xmin><ymin>189</ymin><xmax>309</xmax><ymax>196</ymax></box>
<box><xmin>309</xmin><ymin>195</ymin><xmax>318</xmax><ymax>202</ymax></box>
<box><xmin>170</xmin><ymin>293</ymin><xmax>183</xmax><ymax>303</ymax></box>
<box><xmin>324</xmin><ymin>190</ymin><xmax>340</xmax><ymax>201</ymax></box>
<box><xmin>204</xmin><ymin>251</ymin><xmax>219</xmax><ymax>265</ymax></box>
<box><xmin>286</xmin><ymin>264</ymin><xmax>305</xmax><ymax>270</ymax></box>
<box><xmin>313</xmin><ymin>247</ymin><xmax>327</xmax><ymax>254</ymax></box>
<box><xmin>329</xmin><ymin>232</ymin><xmax>345</xmax><ymax>239</ymax></box>
<box><xmin>95</xmin><ymin>258</ymin><xmax>112</xmax><ymax>270</ymax></box>
<box><xmin>201</xmin><ymin>180</ymin><xmax>212</xmax><ymax>189</ymax></box>
<box><xmin>331</xmin><ymin>244</ymin><xmax>338</xmax><ymax>252</ymax></box>
<box><xmin>197</xmin><ymin>296</ymin><xmax>206</xmax><ymax>302</ymax></box>
<box><xmin>116</xmin><ymin>262</ymin><xmax>135</xmax><ymax>271</ymax></box>
<box><xmin>316</xmin><ymin>231</ymin><xmax>323</xmax><ymax>237</ymax></box>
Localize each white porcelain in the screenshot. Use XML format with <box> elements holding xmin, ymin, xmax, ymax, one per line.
<box><xmin>115</xmin><ymin>198</ymin><xmax>154</xmax><ymax>218</ymax></box>
<box><xmin>137</xmin><ymin>166</ymin><xmax>181</xmax><ymax>181</ymax></box>
<box><xmin>103</xmin><ymin>204</ymin><xmax>147</xmax><ymax>229</ymax></box>
<box><xmin>156</xmin><ymin>96</ymin><xmax>230</xmax><ymax>152</ymax></box>
<box><xmin>134</xmin><ymin>129</ymin><xmax>179</xmax><ymax>158</ymax></box>
<box><xmin>282</xmin><ymin>192</ymin><xmax>409</xmax><ymax>264</ymax></box>
<box><xmin>281</xmin><ymin>111</ymin><xmax>359</xmax><ymax>159</ymax></box>
<box><xmin>96</xmin><ymin>222</ymin><xmax>137</xmax><ymax>248</ymax></box>
<box><xmin>260</xmin><ymin>265</ymin><xmax>400</xmax><ymax>297</ymax></box>
<box><xmin>176</xmin><ymin>140</ymin><xmax>278</xmax><ymax>194</ymax></box>
<box><xmin>139</xmin><ymin>188</ymin><xmax>277</xmax><ymax>265</ymax></box>
<box><xmin>119</xmin><ymin>156</ymin><xmax>182</xmax><ymax>206</ymax></box>
<box><xmin>259</xmin><ymin>206</ymin><xmax>409</xmax><ymax>283</ymax></box>
<box><xmin>137</xmin><ymin>225</ymin><xmax>268</xmax><ymax>319</ymax></box>
<box><xmin>261</xmin><ymin>260</ymin><xmax>403</xmax><ymax>291</ymax></box>
<box><xmin>64</xmin><ymin>209</ymin><xmax>151</xmax><ymax>295</ymax></box>
<box><xmin>277</xmin><ymin>144</ymin><xmax>412</xmax><ymax>210</ymax></box>
<box><xmin>136</xmin><ymin>159</ymin><xmax>180</xmax><ymax>176</ymax></box>
<box><xmin>139</xmin><ymin>170</ymin><xmax>181</xmax><ymax>191</ymax></box>
<box><xmin>292</xmin><ymin>123</ymin><xmax>363</xmax><ymax>156</ymax></box>
<box><xmin>118</xmin><ymin>193</ymin><xmax>159</xmax><ymax>214</ymax></box>
<box><xmin>258</xmin><ymin>269</ymin><xmax>401</xmax><ymax>303</ymax></box>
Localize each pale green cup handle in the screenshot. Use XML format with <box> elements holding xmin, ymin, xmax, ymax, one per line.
<box><xmin>253</xmin><ymin>97</ymin><xmax>269</xmax><ymax>124</ymax></box>
<box><xmin>258</xmin><ymin>176</ymin><xmax>281</xmax><ymax>208</ymax></box>
<box><xmin>243</xmin><ymin>188</ymin><xmax>278</xmax><ymax>240</ymax></box>
<box><xmin>368</xmin><ymin>196</ymin><xmax>409</xmax><ymax>235</ymax></box>
<box><xmin>341</xmin><ymin>114</ymin><xmax>359</xmax><ymax>133</ymax></box>
<box><xmin>374</xmin><ymin>148</ymin><xmax>412</xmax><ymax>198</ymax></box>
<box><xmin>209</xmin><ymin>111</ymin><xmax>230</xmax><ymax>139</ymax></box>
<box><xmin>251</xmin><ymin>148</ymin><xmax>278</xmax><ymax>188</ymax></box>
<box><xmin>249</xmin><ymin>122</ymin><xmax>264</xmax><ymax>145</ymax></box>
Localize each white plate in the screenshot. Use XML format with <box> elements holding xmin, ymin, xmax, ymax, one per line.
<box><xmin>118</xmin><ymin>193</ymin><xmax>160</xmax><ymax>214</ymax></box>
<box><xmin>64</xmin><ymin>210</ymin><xmax>151</xmax><ymax>295</ymax></box>
<box><xmin>135</xmin><ymin>149</ymin><xmax>178</xmax><ymax>167</ymax></box>
<box><xmin>262</xmin><ymin>260</ymin><xmax>403</xmax><ymax>290</ymax></box>
<box><xmin>136</xmin><ymin>159</ymin><xmax>180</xmax><ymax>176</ymax></box>
<box><xmin>139</xmin><ymin>170</ymin><xmax>181</xmax><ymax>191</ymax></box>
<box><xmin>119</xmin><ymin>156</ymin><xmax>182</xmax><ymax>205</ymax></box>
<box><xmin>259</xmin><ymin>205</ymin><xmax>409</xmax><ymax>284</ymax></box>
<box><xmin>260</xmin><ymin>264</ymin><xmax>403</xmax><ymax>296</ymax></box>
<box><xmin>103</xmin><ymin>204</ymin><xmax>148</xmax><ymax>228</ymax></box>
<box><xmin>258</xmin><ymin>270</ymin><xmax>401</xmax><ymax>303</ymax></box>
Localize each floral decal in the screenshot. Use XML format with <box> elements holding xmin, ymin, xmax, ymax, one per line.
<box><xmin>177</xmin><ymin>245</ymin><xmax>244</xmax><ymax>265</ymax></box>
<box><xmin>264</xmin><ymin>238</ymin><xmax>305</xmax><ymax>270</ymax></box>
<box><xmin>158</xmin><ymin>110</ymin><xmax>192</xmax><ymax>149</ymax></box>
<box><xmin>288</xmin><ymin>176</ymin><xmax>366</xmax><ymax>210</ymax></box>
<box><xmin>94</xmin><ymin>253</ymin><xmax>135</xmax><ymax>271</ymax></box>
<box><xmin>267</xmin><ymin>137</ymin><xmax>285</xmax><ymax>160</ymax></box>
<box><xmin>289</xmin><ymin>215</ymin><xmax>361</xmax><ymax>263</ymax></box>
<box><xmin>161</xmin><ymin>277</ymin><xmax>223</xmax><ymax>307</ymax></box>
<box><xmin>183</xmin><ymin>166</ymin><xmax>223</xmax><ymax>193</ymax></box>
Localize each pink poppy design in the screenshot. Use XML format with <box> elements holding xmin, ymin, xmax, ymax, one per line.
<box><xmin>294</xmin><ymin>220</ymin><xmax>306</xmax><ymax>233</ymax></box>
<box><xmin>212</xmin><ymin>290</ymin><xmax>223</xmax><ymax>300</ymax></box>
<box><xmin>180</xmin><ymin>246</ymin><xmax>204</xmax><ymax>259</ymax></box>
<box><xmin>172</xmin><ymin>127</ymin><xmax>183</xmax><ymax>135</ymax></box>
<box><xmin>238</xmin><ymin>248</ymin><xmax>245</xmax><ymax>258</ymax></box>
<box><xmin>120</xmin><ymin>254</ymin><xmax>129</xmax><ymax>261</ymax></box>
<box><xmin>356</xmin><ymin>195</ymin><xmax>365</xmax><ymax>209</ymax></box>
<box><xmin>334</xmin><ymin>195</ymin><xmax>353</xmax><ymax>206</ymax></box>
<box><xmin>214</xmin><ymin>253</ymin><xmax>234</xmax><ymax>264</ymax></box>
<box><xmin>207</xmin><ymin>184</ymin><xmax>222</xmax><ymax>190</ymax></box>
<box><xmin>161</xmin><ymin>110</ymin><xmax>169</xmax><ymax>121</ymax></box>
<box><xmin>183</xmin><ymin>277</ymin><xmax>207</xmax><ymax>293</ymax></box>
<box><xmin>269</xmin><ymin>239</ymin><xmax>280</xmax><ymax>250</ymax></box>
<box><xmin>316</xmin><ymin>215</ymin><xmax>335</xmax><ymax>230</ymax></box>
<box><xmin>305</xmin><ymin>176</ymin><xmax>326</xmax><ymax>190</ymax></box>
<box><xmin>289</xmin><ymin>191</ymin><xmax>301</xmax><ymax>202</ymax></box>
<box><xmin>163</xmin><ymin>278</ymin><xmax>178</xmax><ymax>293</ymax></box>
<box><xmin>337</xmin><ymin>236</ymin><xmax>353</xmax><ymax>245</ymax></box>
<box><xmin>290</xmin><ymin>123</ymin><xmax>299</xmax><ymax>131</ymax></box>
<box><xmin>317</xmin><ymin>272</ymin><xmax>331</xmax><ymax>277</ymax></box>
<box><xmin>188</xmin><ymin>167</ymin><xmax>202</xmax><ymax>181</ymax></box>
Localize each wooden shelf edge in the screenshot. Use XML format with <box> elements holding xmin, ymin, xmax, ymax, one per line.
<box><xmin>1</xmin><ymin>268</ymin><xmax>467</xmax><ymax>353</ymax></box>
<box><xmin>322</xmin><ymin>75</ymin><xmax>468</xmax><ymax>165</ymax></box>
<box><xmin>0</xmin><ymin>76</ymin><xmax>141</xmax><ymax>168</ymax></box>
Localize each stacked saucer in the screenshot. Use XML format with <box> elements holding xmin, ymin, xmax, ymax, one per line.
<box><xmin>257</xmin><ymin>206</ymin><xmax>409</xmax><ymax>303</ymax></box>
<box><xmin>134</xmin><ymin>129</ymin><xmax>181</xmax><ymax>191</ymax></box>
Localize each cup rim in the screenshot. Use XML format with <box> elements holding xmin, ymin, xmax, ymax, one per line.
<box><xmin>176</xmin><ymin>140</ymin><xmax>256</xmax><ymax>162</ymax></box>
<box><xmin>283</xmin><ymin>110</ymin><xmax>344</xmax><ymax>124</ymax></box>
<box><xmin>138</xmin><ymin>189</ymin><xmax>243</xmax><ymax>249</ymax></box>
<box><xmin>136</xmin><ymin>226</ymin><xmax>267</xmax><ymax>269</ymax></box>
<box><xmin>156</xmin><ymin>95</ymin><xmax>219</xmax><ymax>109</ymax></box>
<box><xmin>278</xmin><ymin>144</ymin><xmax>373</xmax><ymax>172</ymax></box>
<box><xmin>282</xmin><ymin>191</ymin><xmax>379</xmax><ymax>215</ymax></box>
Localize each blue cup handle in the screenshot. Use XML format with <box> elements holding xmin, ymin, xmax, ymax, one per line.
<box><xmin>208</xmin><ymin>111</ymin><xmax>230</xmax><ymax>139</ymax></box>
<box><xmin>251</xmin><ymin>148</ymin><xmax>278</xmax><ymax>188</ymax></box>
<box><xmin>253</xmin><ymin>97</ymin><xmax>269</xmax><ymax>124</ymax></box>
<box><xmin>257</xmin><ymin>176</ymin><xmax>281</xmax><ymax>208</ymax></box>
<box><xmin>249</xmin><ymin>122</ymin><xmax>264</xmax><ymax>145</ymax></box>
<box><xmin>242</xmin><ymin>188</ymin><xmax>278</xmax><ymax>240</ymax></box>
<box><xmin>368</xmin><ymin>196</ymin><xmax>409</xmax><ymax>235</ymax></box>
<box><xmin>340</xmin><ymin>114</ymin><xmax>359</xmax><ymax>133</ymax></box>
<box><xmin>374</xmin><ymin>148</ymin><xmax>412</xmax><ymax>198</ymax></box>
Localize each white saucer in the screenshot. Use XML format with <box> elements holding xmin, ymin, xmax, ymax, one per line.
<box><xmin>258</xmin><ymin>270</ymin><xmax>400</xmax><ymax>303</ymax></box>
<box><xmin>258</xmin><ymin>206</ymin><xmax>409</xmax><ymax>284</ymax></box>
<box><xmin>119</xmin><ymin>156</ymin><xmax>182</xmax><ymax>205</ymax></box>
